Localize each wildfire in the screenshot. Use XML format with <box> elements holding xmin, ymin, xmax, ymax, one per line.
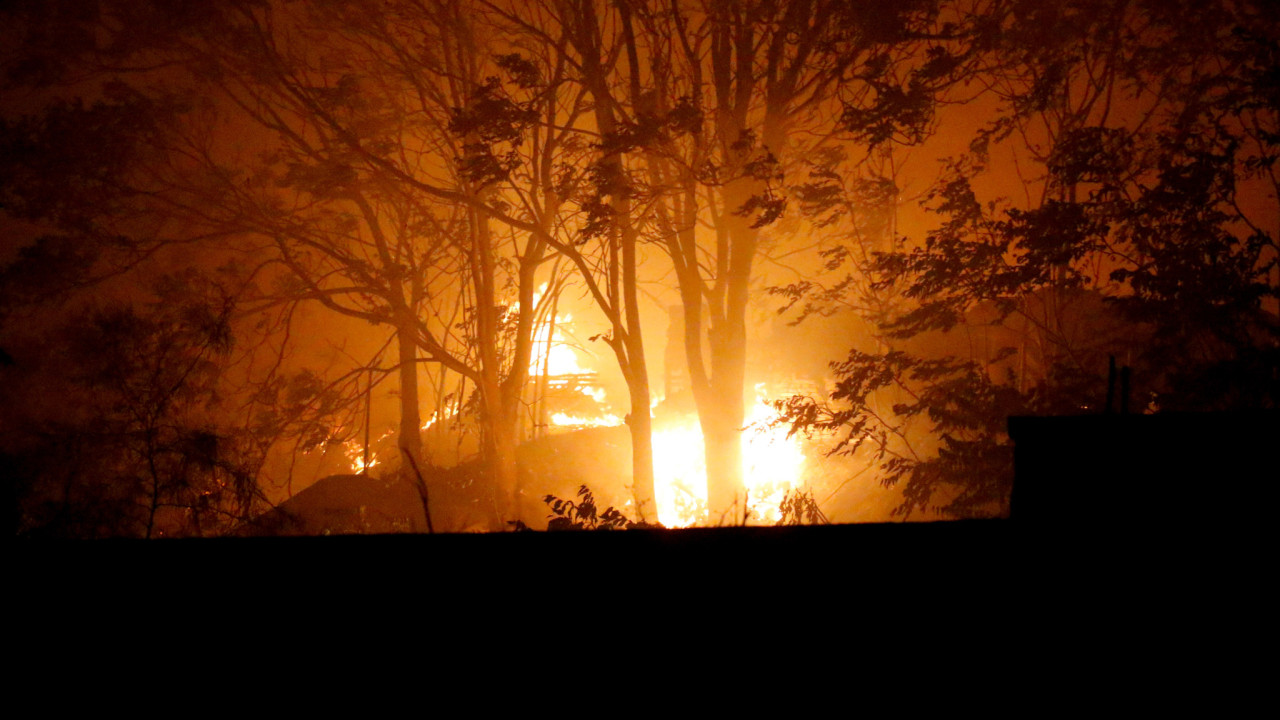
<box><xmin>344</xmin><ymin>440</ymin><xmax>378</xmax><ymax>474</ymax></box>
<box><xmin>550</xmin><ymin>411</ymin><xmax>624</xmax><ymax>428</ymax></box>
<box><xmin>651</xmin><ymin>387</ymin><xmax>806</xmax><ymax>527</ymax></box>
<box><xmin>421</xmin><ymin>404</ymin><xmax>459</xmax><ymax>430</ymax></box>
<box><xmin>651</xmin><ymin>417</ymin><xmax>708</xmax><ymax>526</ymax></box>
<box><xmin>536</xmin><ymin>321</ymin><xmax>590</xmax><ymax>377</ymax></box>
<box><xmin>345</xmin><ymin>429</ymin><xmax>394</xmax><ymax>474</ymax></box>
<box><xmin>448</xmin><ymin>285</ymin><xmax>809</xmax><ymax>527</ymax></box>
<box><xmin>528</xmin><ymin>283</ymin><xmax>595</xmax><ymax>378</ymax></box>
<box><xmin>529</xmin><ymin>284</ymin><xmax>806</xmax><ymax>526</ymax></box>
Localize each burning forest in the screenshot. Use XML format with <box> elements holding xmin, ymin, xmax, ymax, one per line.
<box><xmin>3</xmin><ymin>0</ymin><xmax>1277</xmax><ymax>541</ymax></box>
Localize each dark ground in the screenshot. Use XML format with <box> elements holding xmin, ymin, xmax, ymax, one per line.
<box><xmin>12</xmin><ymin>411</ymin><xmax>1273</xmax><ymax>656</ymax></box>
<box><xmin>12</xmin><ymin>516</ymin><xmax>1268</xmax><ymax>674</ymax></box>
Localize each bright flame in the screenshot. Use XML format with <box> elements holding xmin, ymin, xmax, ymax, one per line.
<box><xmin>344</xmin><ymin>440</ymin><xmax>378</xmax><ymax>474</ymax></box>
<box><xmin>514</xmin><ymin>285</ymin><xmax>806</xmax><ymax>527</ymax></box>
<box><xmin>538</xmin><ymin>322</ymin><xmax>590</xmax><ymax>376</ymax></box>
<box><xmin>345</xmin><ymin>430</ymin><xmax>393</xmax><ymax>473</ymax></box>
<box><xmin>525</xmin><ymin>283</ymin><xmax>619</xmax><ymax>427</ymax></box>
<box><xmin>421</xmin><ymin>403</ymin><xmax>459</xmax><ymax>430</ymax></box>
<box><xmin>740</xmin><ymin>395</ymin><xmax>807</xmax><ymax>524</ymax></box>
<box><xmin>528</xmin><ymin>284</ymin><xmax>591</xmax><ymax>377</ymax></box>
<box><xmin>651</xmin><ymin>388</ymin><xmax>805</xmax><ymax>528</ymax></box>
<box><xmin>651</xmin><ymin>418</ymin><xmax>708</xmax><ymax>527</ymax></box>
<box><xmin>551</xmin><ymin>411</ymin><xmax>624</xmax><ymax>428</ymax></box>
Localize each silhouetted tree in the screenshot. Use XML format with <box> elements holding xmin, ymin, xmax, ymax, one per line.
<box><xmin>3</xmin><ymin>0</ymin><xmax>591</xmax><ymax>527</ymax></box>
<box><xmin>7</xmin><ymin>276</ymin><xmax>268</xmax><ymax>537</ymax></box>
<box><xmin>776</xmin><ymin>0</ymin><xmax>1279</xmax><ymax>518</ymax></box>
<box><xmin>603</xmin><ymin>0</ymin><xmax>975</xmax><ymax>521</ymax></box>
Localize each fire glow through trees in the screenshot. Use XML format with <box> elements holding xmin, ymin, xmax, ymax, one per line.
<box><xmin>3</xmin><ymin>0</ymin><xmax>1277</xmax><ymax>539</ymax></box>
<box><xmin>650</xmin><ymin>391</ymin><xmax>807</xmax><ymax>527</ymax></box>
<box><xmin>519</xmin><ymin>291</ymin><xmax>808</xmax><ymax>528</ymax></box>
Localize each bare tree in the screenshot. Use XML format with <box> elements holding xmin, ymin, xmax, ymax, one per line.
<box><xmin>562</xmin><ymin>0</ymin><xmax>967</xmax><ymax>521</ymax></box>
<box><xmin>165</xmin><ymin>0</ymin><xmax>595</xmax><ymax>525</ymax></box>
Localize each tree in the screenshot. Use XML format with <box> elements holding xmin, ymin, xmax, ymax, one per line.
<box><xmin>165</xmin><ymin>0</ymin><xmax>978</xmax><ymax>525</ymax></box>
<box><xmin>7</xmin><ymin>274</ymin><xmax>269</xmax><ymax>538</ymax></box>
<box><xmin>776</xmin><ymin>0</ymin><xmax>1279</xmax><ymax>518</ymax></box>
<box><xmin>2</xmin><ymin>0</ymin><xmax>624</xmax><ymax>528</ymax></box>
<box><xmin>0</xmin><ymin>79</ymin><xmax>207</xmax><ymax>312</ymax></box>
<box><xmin>290</xmin><ymin>0</ymin><xmax>589</xmax><ymax>524</ymax></box>
<box><xmin>0</xmin><ymin>0</ymin><xmax>578</xmax><ymax>526</ymax></box>
<box><xmin>482</xmin><ymin>0</ymin><xmax>665</xmax><ymax>520</ymax></box>
<box><xmin>588</xmin><ymin>0</ymin><xmax>972</xmax><ymax>521</ymax></box>
<box><xmin>0</xmin><ymin>3</ymin><xmax>386</xmax><ymax>532</ymax></box>
<box><xmin>466</xmin><ymin>0</ymin><xmax>973</xmax><ymax>525</ymax></box>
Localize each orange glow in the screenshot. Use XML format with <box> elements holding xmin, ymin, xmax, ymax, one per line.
<box><xmin>345</xmin><ymin>429</ymin><xmax>393</xmax><ymax>473</ymax></box>
<box><xmin>651</xmin><ymin>387</ymin><xmax>806</xmax><ymax>527</ymax></box>
<box><xmin>519</xmin><ymin>287</ymin><xmax>807</xmax><ymax>527</ymax></box>
<box><xmin>421</xmin><ymin>404</ymin><xmax>458</xmax><ymax>430</ymax></box>
<box><xmin>528</xmin><ymin>283</ymin><xmax>593</xmax><ymax>377</ymax></box>
<box><xmin>344</xmin><ymin>440</ymin><xmax>378</xmax><ymax>474</ymax></box>
<box><xmin>651</xmin><ymin>416</ymin><xmax>708</xmax><ymax>527</ymax></box>
<box><xmin>535</xmin><ymin>321</ymin><xmax>590</xmax><ymax>376</ymax></box>
<box><xmin>550</xmin><ymin>411</ymin><xmax>624</xmax><ymax>428</ymax></box>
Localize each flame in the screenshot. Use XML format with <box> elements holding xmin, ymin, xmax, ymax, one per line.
<box><xmin>518</xmin><ymin>285</ymin><xmax>806</xmax><ymax>527</ymax></box>
<box><xmin>345</xmin><ymin>429</ymin><xmax>394</xmax><ymax>474</ymax></box>
<box><xmin>526</xmin><ymin>284</ymin><xmax>622</xmax><ymax>430</ymax></box>
<box><xmin>421</xmin><ymin>403</ymin><xmax>460</xmax><ymax>430</ymax></box>
<box><xmin>740</xmin><ymin>395</ymin><xmax>807</xmax><ymax>524</ymax></box>
<box><xmin>528</xmin><ymin>284</ymin><xmax>592</xmax><ymax>377</ymax></box>
<box><xmin>651</xmin><ymin>417</ymin><xmax>709</xmax><ymax>527</ymax></box>
<box><xmin>551</xmin><ymin>411</ymin><xmax>624</xmax><ymax>428</ymax></box>
<box><xmin>651</xmin><ymin>387</ymin><xmax>806</xmax><ymax>527</ymax></box>
<box><xmin>537</xmin><ymin>320</ymin><xmax>590</xmax><ymax>376</ymax></box>
<box><xmin>344</xmin><ymin>440</ymin><xmax>378</xmax><ymax>474</ymax></box>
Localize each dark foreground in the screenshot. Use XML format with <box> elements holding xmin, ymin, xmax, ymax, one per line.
<box><xmin>13</xmin><ymin>516</ymin><xmax>1270</xmax><ymax>669</ymax></box>
<box><xmin>16</xmin><ymin>520</ymin><xmax>1017</xmax><ymax>585</ymax></box>
<box><xmin>14</xmin><ymin>413</ymin><xmax>1273</xmax><ymax>667</ymax></box>
<box><xmin>13</xmin><ymin>516</ymin><xmax>1258</xmax><ymax>595</ymax></box>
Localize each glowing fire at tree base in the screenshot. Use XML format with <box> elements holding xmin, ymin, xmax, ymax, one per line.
<box><xmin>650</xmin><ymin>399</ymin><xmax>806</xmax><ymax>528</ymax></box>
<box><xmin>545</xmin><ymin>386</ymin><xmax>807</xmax><ymax>528</ymax></box>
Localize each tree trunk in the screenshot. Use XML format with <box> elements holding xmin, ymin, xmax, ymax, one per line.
<box><xmin>554</xmin><ymin>0</ymin><xmax>660</xmax><ymax>525</ymax></box>
<box><xmin>697</xmin><ymin>176</ymin><xmax>756</xmax><ymax>524</ymax></box>
<box><xmin>701</xmin><ymin>404</ymin><xmax>744</xmax><ymax>525</ymax></box>
<box><xmin>618</xmin><ymin>172</ymin><xmax>656</xmax><ymax>523</ymax></box>
<box><xmin>396</xmin><ymin>321</ymin><xmax>423</xmax><ymax>474</ymax></box>
<box><xmin>487</xmin><ymin>399</ymin><xmax>520</xmax><ymax>529</ymax></box>
<box><xmin>625</xmin><ymin>361</ymin><xmax>657</xmax><ymax>523</ymax></box>
<box><xmin>700</xmin><ymin>326</ymin><xmax>748</xmax><ymax>524</ymax></box>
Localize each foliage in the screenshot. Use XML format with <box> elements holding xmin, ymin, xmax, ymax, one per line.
<box><xmin>538</xmin><ymin>485</ymin><xmax>659</xmax><ymax>531</ymax></box>
<box><xmin>9</xmin><ymin>279</ymin><xmax>268</xmax><ymax>538</ymax></box>
<box><xmin>775</xmin><ymin>0</ymin><xmax>1280</xmax><ymax>519</ymax></box>
<box><xmin>4</xmin><ymin>0</ymin><xmax>1277</xmax><ymax>534</ymax></box>
<box><xmin>775</xmin><ymin>488</ymin><xmax>831</xmax><ymax>526</ymax></box>
<box><xmin>0</xmin><ymin>84</ymin><xmax>192</xmax><ymax>315</ymax></box>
